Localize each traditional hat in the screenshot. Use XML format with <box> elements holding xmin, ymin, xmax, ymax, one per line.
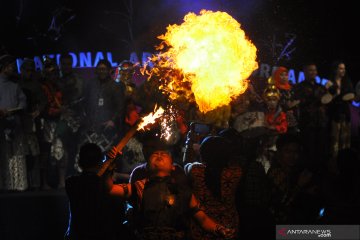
<box><xmin>140</xmin><ymin>128</ymin><xmax>171</xmax><ymax>160</ymax></box>
<box><xmin>263</xmin><ymin>77</ymin><xmax>280</xmax><ymax>99</ymax></box>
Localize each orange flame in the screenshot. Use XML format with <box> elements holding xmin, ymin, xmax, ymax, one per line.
<box><xmin>137</xmin><ymin>105</ymin><xmax>165</xmax><ymax>130</ymax></box>
<box><xmin>146</xmin><ymin>10</ymin><xmax>258</xmax><ymax>113</ymax></box>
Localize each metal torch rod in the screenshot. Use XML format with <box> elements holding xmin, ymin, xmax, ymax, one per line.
<box><xmin>97</xmin><ymin>124</ymin><xmax>139</xmax><ymax>177</ymax></box>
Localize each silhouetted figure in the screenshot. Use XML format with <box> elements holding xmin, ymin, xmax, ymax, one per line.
<box><xmin>293</xmin><ymin>63</ymin><xmax>328</xmax><ymax>171</ymax></box>
<box><xmin>268</xmin><ymin>134</ymin><xmax>320</xmax><ymax>224</ymax></box>
<box><xmin>185</xmin><ymin>136</ymin><xmax>241</xmax><ymax>239</ymax></box>
<box><xmin>65</xmin><ymin>143</ymin><xmax>129</xmax><ymax>240</ymax></box>
<box><xmin>326</xmin><ymin>61</ymin><xmax>354</xmax><ymax>173</ymax></box>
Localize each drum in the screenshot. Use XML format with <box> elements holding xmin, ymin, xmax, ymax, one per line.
<box><xmin>342</xmin><ymin>92</ymin><xmax>355</xmax><ymax>101</ymax></box>
<box><xmin>233</xmin><ymin>112</ymin><xmax>267</xmax><ymax>138</ymax></box>
<box><xmin>321</xmin><ymin>93</ymin><xmax>333</xmax><ymax>104</ymax></box>
<box><xmin>325</xmin><ymin>80</ymin><xmax>333</xmax><ymax>89</ymax></box>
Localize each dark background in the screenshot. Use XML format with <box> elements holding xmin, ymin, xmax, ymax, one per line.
<box><xmin>0</xmin><ymin>1</ymin><xmax>359</xmax><ymax>239</ymax></box>
<box><xmin>1</xmin><ymin>0</ymin><xmax>359</xmax><ymax>78</ymax></box>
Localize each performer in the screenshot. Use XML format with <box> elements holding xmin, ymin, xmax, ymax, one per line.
<box><xmin>185</xmin><ymin>136</ymin><xmax>242</xmax><ymax>239</ymax></box>
<box><xmin>80</xmin><ymin>59</ymin><xmax>125</xmax><ymax>160</ymax></box>
<box><xmin>19</xmin><ymin>59</ymin><xmax>47</xmax><ymax>190</ymax></box>
<box><xmin>83</xmin><ymin>59</ymin><xmax>125</xmax><ymax>135</ymax></box>
<box><xmin>0</xmin><ymin>55</ymin><xmax>28</xmax><ymax>191</ymax></box>
<box><xmin>65</xmin><ymin>143</ymin><xmax>131</xmax><ymax>240</ymax></box>
<box><xmin>58</xmin><ymin>54</ymin><xmax>85</xmax><ymax>176</ymax></box>
<box><xmin>39</xmin><ymin>56</ymin><xmax>64</xmax><ymax>189</ymax></box>
<box><xmin>273</xmin><ymin>66</ymin><xmax>299</xmax><ymax>133</ymax></box>
<box><xmin>263</xmin><ymin>83</ymin><xmax>288</xmax><ymax>134</ymax></box>
<box><xmin>293</xmin><ymin>62</ymin><xmax>328</xmax><ymax>171</ymax></box>
<box><xmin>112</xmin><ymin>61</ymin><xmax>146</xmax><ymax>181</ymax></box>
<box><xmin>326</xmin><ymin>61</ymin><xmax>354</xmax><ymax>172</ymax></box>
<box><xmin>107</xmin><ymin>138</ymin><xmax>235</xmax><ymax>240</ymax></box>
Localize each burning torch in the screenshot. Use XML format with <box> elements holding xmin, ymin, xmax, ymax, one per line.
<box><xmin>97</xmin><ymin>106</ymin><xmax>165</xmax><ymax>177</ymax></box>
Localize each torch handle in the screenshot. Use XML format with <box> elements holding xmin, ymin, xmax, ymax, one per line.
<box><xmin>97</xmin><ymin>125</ymin><xmax>139</xmax><ymax>177</ymax></box>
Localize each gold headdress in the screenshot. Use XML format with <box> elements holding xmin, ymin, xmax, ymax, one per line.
<box><xmin>263</xmin><ymin>76</ymin><xmax>280</xmax><ymax>99</ymax></box>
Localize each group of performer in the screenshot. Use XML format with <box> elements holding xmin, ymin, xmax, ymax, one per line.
<box><xmin>0</xmin><ymin>54</ymin><xmax>125</xmax><ymax>191</ymax></box>
<box><xmin>1</xmin><ymin>53</ymin><xmax>360</xmax><ymax>239</ymax></box>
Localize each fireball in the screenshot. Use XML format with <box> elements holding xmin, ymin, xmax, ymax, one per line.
<box><xmin>149</xmin><ymin>10</ymin><xmax>258</xmax><ymax>113</ymax></box>
<box><xmin>137</xmin><ymin>105</ymin><xmax>165</xmax><ymax>130</ymax></box>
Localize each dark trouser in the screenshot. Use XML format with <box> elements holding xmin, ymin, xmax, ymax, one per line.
<box><xmin>26</xmin><ymin>155</ymin><xmax>40</xmax><ymax>189</ymax></box>
<box><xmin>59</xmin><ymin>129</ymin><xmax>80</xmax><ymax>177</ymax></box>
<box><xmin>24</xmin><ymin>132</ymin><xmax>41</xmax><ymax>188</ymax></box>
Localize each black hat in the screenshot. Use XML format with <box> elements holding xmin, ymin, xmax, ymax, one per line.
<box><xmin>140</xmin><ymin>129</ymin><xmax>170</xmax><ymax>160</ymax></box>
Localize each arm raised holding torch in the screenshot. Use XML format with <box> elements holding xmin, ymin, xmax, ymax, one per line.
<box><xmin>97</xmin><ymin>106</ymin><xmax>165</xmax><ymax>177</ymax></box>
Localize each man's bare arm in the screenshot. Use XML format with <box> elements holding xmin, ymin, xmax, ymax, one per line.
<box><xmin>109</xmin><ymin>183</ymin><xmax>132</xmax><ymax>199</ymax></box>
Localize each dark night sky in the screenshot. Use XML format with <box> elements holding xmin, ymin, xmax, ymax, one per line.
<box><xmin>1</xmin><ymin>0</ymin><xmax>359</xmax><ymax>78</ymax></box>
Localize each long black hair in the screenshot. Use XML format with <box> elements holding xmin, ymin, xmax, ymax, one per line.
<box><xmin>200</xmin><ymin>136</ymin><xmax>231</xmax><ymax>199</ymax></box>
<box><xmin>329</xmin><ymin>61</ymin><xmax>352</xmax><ymax>91</ymax></box>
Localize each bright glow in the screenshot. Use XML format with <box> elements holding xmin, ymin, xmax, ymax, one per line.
<box><xmin>159</xmin><ymin>106</ymin><xmax>176</xmax><ymax>141</ymax></box>
<box><xmin>147</xmin><ymin>10</ymin><xmax>258</xmax><ymax>113</ymax></box>
<box><xmin>137</xmin><ymin>105</ymin><xmax>165</xmax><ymax>130</ymax></box>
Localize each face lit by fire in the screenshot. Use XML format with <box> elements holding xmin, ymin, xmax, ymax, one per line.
<box><xmin>148</xmin><ymin>151</ymin><xmax>175</xmax><ymax>175</ymax></box>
